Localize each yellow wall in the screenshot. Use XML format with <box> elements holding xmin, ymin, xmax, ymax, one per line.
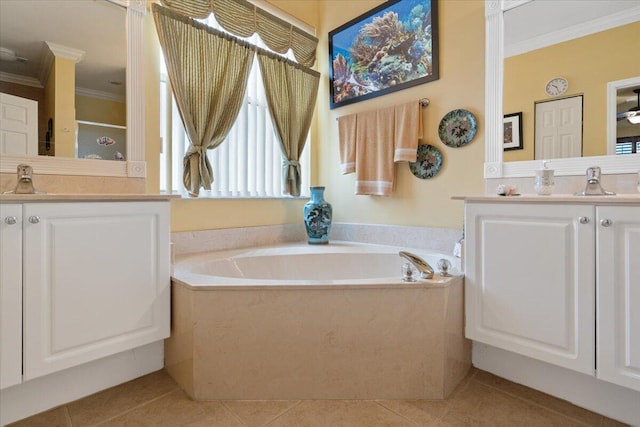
<box><xmin>52</xmin><ymin>57</ymin><xmax>77</xmax><ymax>158</ymax></box>
<box><xmin>148</xmin><ymin>0</ymin><xmax>486</xmax><ymax>232</ymax></box>
<box><xmin>314</xmin><ymin>0</ymin><xmax>485</xmax><ymax>229</ymax></box>
<box><xmin>75</xmin><ymin>95</ymin><xmax>126</xmax><ymax>126</ymax></box>
<box><xmin>504</xmin><ymin>22</ymin><xmax>640</xmax><ymax>162</ymax></box>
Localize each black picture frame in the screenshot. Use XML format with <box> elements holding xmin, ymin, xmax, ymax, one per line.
<box><xmin>328</xmin><ymin>0</ymin><xmax>439</xmax><ymax>109</ymax></box>
<box><xmin>503</xmin><ymin>112</ymin><xmax>523</xmax><ymax>151</ymax></box>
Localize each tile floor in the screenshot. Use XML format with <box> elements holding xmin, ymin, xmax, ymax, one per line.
<box><xmin>9</xmin><ymin>368</ymin><xmax>629</xmax><ymax>427</ymax></box>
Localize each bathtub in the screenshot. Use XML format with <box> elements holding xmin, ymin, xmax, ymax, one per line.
<box><xmin>166</xmin><ymin>241</ymin><xmax>471</xmax><ymax>400</ymax></box>
<box><xmin>172</xmin><ymin>241</ymin><xmax>461</xmax><ymax>287</ymax></box>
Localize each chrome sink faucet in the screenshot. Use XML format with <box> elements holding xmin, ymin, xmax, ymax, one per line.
<box><xmin>574</xmin><ymin>166</ymin><xmax>615</xmax><ymax>196</ymax></box>
<box><xmin>399</xmin><ymin>251</ymin><xmax>434</xmax><ymax>279</ymax></box>
<box><xmin>3</xmin><ymin>164</ymin><xmax>44</xmax><ymax>194</ymax></box>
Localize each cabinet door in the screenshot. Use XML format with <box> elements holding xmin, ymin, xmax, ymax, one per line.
<box><xmin>22</xmin><ymin>202</ymin><xmax>170</xmax><ymax>381</ymax></box>
<box><xmin>0</xmin><ymin>203</ymin><xmax>23</xmax><ymax>389</ymax></box>
<box><xmin>597</xmin><ymin>205</ymin><xmax>640</xmax><ymax>391</ymax></box>
<box><xmin>465</xmin><ymin>202</ymin><xmax>595</xmax><ymax>375</ymax></box>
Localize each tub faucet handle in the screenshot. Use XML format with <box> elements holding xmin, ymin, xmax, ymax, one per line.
<box><xmin>437</xmin><ymin>259</ymin><xmax>452</xmax><ymax>277</ymax></box>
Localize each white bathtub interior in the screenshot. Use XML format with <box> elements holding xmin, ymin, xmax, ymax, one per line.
<box><xmin>173</xmin><ymin>241</ymin><xmax>461</xmax><ymax>286</ymax></box>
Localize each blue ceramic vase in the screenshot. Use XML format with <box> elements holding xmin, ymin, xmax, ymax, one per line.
<box><xmin>303</xmin><ymin>186</ymin><xmax>332</xmax><ymax>244</ymax></box>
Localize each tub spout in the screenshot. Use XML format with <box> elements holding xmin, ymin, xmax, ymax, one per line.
<box><xmin>399</xmin><ymin>251</ymin><xmax>434</xmax><ymax>279</ymax></box>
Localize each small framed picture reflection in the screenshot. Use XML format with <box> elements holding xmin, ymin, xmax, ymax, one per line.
<box><xmin>503</xmin><ymin>112</ymin><xmax>523</xmax><ymax>151</ymax></box>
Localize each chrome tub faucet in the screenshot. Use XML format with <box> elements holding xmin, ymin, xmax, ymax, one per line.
<box><xmin>399</xmin><ymin>251</ymin><xmax>434</xmax><ymax>279</ymax></box>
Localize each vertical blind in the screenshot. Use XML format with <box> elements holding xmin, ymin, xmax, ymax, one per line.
<box><xmin>615</xmin><ymin>137</ymin><xmax>640</xmax><ymax>155</ymax></box>
<box><xmin>159</xmin><ymin>14</ymin><xmax>310</xmax><ymax>198</ymax></box>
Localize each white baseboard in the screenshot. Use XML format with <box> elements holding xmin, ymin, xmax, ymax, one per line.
<box><xmin>0</xmin><ymin>341</ymin><xmax>164</xmax><ymax>426</ymax></box>
<box><xmin>472</xmin><ymin>342</ymin><xmax>640</xmax><ymax>426</ymax></box>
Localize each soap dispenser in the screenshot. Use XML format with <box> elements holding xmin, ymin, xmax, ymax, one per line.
<box><xmin>534</xmin><ymin>161</ymin><xmax>554</xmax><ymax>195</ymax></box>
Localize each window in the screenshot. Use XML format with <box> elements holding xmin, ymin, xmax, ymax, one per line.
<box><xmin>615</xmin><ymin>136</ymin><xmax>640</xmax><ymax>155</ymax></box>
<box><xmin>159</xmin><ymin>15</ymin><xmax>310</xmax><ymax>198</ymax></box>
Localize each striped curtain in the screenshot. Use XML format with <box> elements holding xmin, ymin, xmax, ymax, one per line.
<box><xmin>152</xmin><ymin>4</ymin><xmax>254</xmax><ymax>197</ymax></box>
<box><xmin>257</xmin><ymin>51</ymin><xmax>320</xmax><ymax>197</ymax></box>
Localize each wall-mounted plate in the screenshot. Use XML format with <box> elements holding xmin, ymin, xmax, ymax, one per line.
<box><xmin>409</xmin><ymin>144</ymin><xmax>443</xmax><ymax>179</ymax></box>
<box><xmin>438</xmin><ymin>109</ymin><xmax>477</xmax><ymax>148</ymax></box>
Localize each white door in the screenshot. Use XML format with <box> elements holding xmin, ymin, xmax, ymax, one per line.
<box><xmin>0</xmin><ymin>93</ymin><xmax>38</xmax><ymax>156</ymax></box>
<box><xmin>535</xmin><ymin>95</ymin><xmax>583</xmax><ymax>159</ymax></box>
<box><xmin>465</xmin><ymin>202</ymin><xmax>595</xmax><ymax>375</ymax></box>
<box><xmin>22</xmin><ymin>202</ymin><xmax>170</xmax><ymax>381</ymax></box>
<box><xmin>597</xmin><ymin>205</ymin><xmax>640</xmax><ymax>392</ymax></box>
<box><xmin>0</xmin><ymin>204</ymin><xmax>23</xmax><ymax>389</ymax></box>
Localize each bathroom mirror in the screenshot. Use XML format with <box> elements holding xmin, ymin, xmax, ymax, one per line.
<box><xmin>484</xmin><ymin>0</ymin><xmax>640</xmax><ymax>178</ymax></box>
<box><xmin>0</xmin><ymin>0</ymin><xmax>147</xmax><ymax>178</ymax></box>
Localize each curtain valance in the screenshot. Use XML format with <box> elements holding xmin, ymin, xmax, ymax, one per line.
<box><xmin>159</xmin><ymin>0</ymin><xmax>318</xmax><ymax>67</ymax></box>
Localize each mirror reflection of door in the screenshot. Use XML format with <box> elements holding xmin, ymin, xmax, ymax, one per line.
<box><xmin>534</xmin><ymin>95</ymin><xmax>583</xmax><ymax>159</ymax></box>
<box><xmin>0</xmin><ymin>92</ymin><xmax>38</xmax><ymax>156</ymax></box>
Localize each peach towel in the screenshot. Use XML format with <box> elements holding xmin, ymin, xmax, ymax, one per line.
<box><xmin>338</xmin><ymin>114</ymin><xmax>357</xmax><ymax>174</ymax></box>
<box><xmin>338</xmin><ymin>101</ymin><xmax>422</xmax><ymax>196</ymax></box>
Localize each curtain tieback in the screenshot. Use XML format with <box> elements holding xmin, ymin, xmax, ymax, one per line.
<box><xmin>283</xmin><ymin>159</ymin><xmax>300</xmax><ymax>181</ymax></box>
<box><xmin>185</xmin><ymin>145</ymin><xmax>207</xmax><ymax>158</ymax></box>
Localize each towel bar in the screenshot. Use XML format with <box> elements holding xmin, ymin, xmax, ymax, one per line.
<box><xmin>335</xmin><ymin>98</ymin><xmax>430</xmax><ymax>121</ymax></box>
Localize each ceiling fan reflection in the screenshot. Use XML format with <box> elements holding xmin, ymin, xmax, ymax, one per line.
<box><xmin>617</xmin><ymin>88</ymin><xmax>640</xmax><ymax>124</ymax></box>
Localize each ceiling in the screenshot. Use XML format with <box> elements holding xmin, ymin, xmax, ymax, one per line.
<box><xmin>0</xmin><ymin>0</ymin><xmax>126</xmax><ymax>100</ymax></box>
<box><xmin>618</xmin><ymin>86</ymin><xmax>640</xmax><ymax>106</ymax></box>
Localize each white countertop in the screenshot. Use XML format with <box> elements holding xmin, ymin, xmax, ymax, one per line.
<box><xmin>452</xmin><ymin>194</ymin><xmax>640</xmax><ymax>205</ymax></box>
<box><xmin>0</xmin><ymin>193</ymin><xmax>180</xmax><ymax>202</ymax></box>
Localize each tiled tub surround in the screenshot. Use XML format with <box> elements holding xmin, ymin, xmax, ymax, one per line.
<box><xmin>171</xmin><ymin>222</ymin><xmax>463</xmax><ymax>256</ymax></box>
<box><xmin>167</xmin><ymin>262</ymin><xmax>469</xmax><ymax>400</ymax></box>
<box><xmin>168</xmin><ymin>225</ymin><xmax>468</xmax><ymax>399</ymax></box>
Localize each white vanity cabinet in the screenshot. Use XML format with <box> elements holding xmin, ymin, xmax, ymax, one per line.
<box><xmin>465</xmin><ymin>202</ymin><xmax>596</xmax><ymax>375</ymax></box>
<box><xmin>0</xmin><ymin>199</ymin><xmax>170</xmax><ymax>386</ymax></box>
<box><xmin>0</xmin><ymin>203</ymin><xmax>23</xmax><ymax>389</ymax></box>
<box><xmin>464</xmin><ymin>197</ymin><xmax>640</xmax><ymax>392</ymax></box>
<box><xmin>596</xmin><ymin>206</ymin><xmax>640</xmax><ymax>392</ymax></box>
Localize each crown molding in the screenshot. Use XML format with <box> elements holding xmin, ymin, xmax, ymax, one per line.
<box><xmin>44</xmin><ymin>42</ymin><xmax>86</xmax><ymax>63</ymax></box>
<box><xmin>0</xmin><ymin>72</ymin><xmax>43</xmax><ymax>88</ymax></box>
<box><xmin>505</xmin><ymin>6</ymin><xmax>640</xmax><ymax>57</ymax></box>
<box><xmin>76</xmin><ymin>87</ymin><xmax>126</xmax><ymax>103</ymax></box>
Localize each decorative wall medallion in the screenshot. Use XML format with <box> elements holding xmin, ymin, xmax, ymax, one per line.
<box><xmin>438</xmin><ymin>109</ymin><xmax>477</xmax><ymax>148</ymax></box>
<box><xmin>409</xmin><ymin>144</ymin><xmax>443</xmax><ymax>179</ymax></box>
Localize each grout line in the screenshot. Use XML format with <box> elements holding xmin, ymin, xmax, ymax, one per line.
<box><xmin>372</xmin><ymin>401</ymin><xmax>424</xmax><ymax>426</ymax></box>
<box><xmin>91</xmin><ymin>389</ymin><xmax>179</xmax><ymax>427</ymax></box>
<box><xmin>262</xmin><ymin>400</ymin><xmax>304</xmax><ymax>427</ymax></box>
<box><xmin>218</xmin><ymin>401</ymin><xmax>248</xmax><ymax>427</ymax></box>
<box><xmin>474</xmin><ymin>379</ymin><xmax>596</xmax><ymax>427</ymax></box>
<box><xmin>63</xmin><ymin>405</ymin><xmax>73</xmax><ymax>427</ymax></box>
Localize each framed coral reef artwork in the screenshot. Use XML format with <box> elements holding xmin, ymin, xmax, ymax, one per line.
<box><xmin>328</xmin><ymin>0</ymin><xmax>439</xmax><ymax>109</ymax></box>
